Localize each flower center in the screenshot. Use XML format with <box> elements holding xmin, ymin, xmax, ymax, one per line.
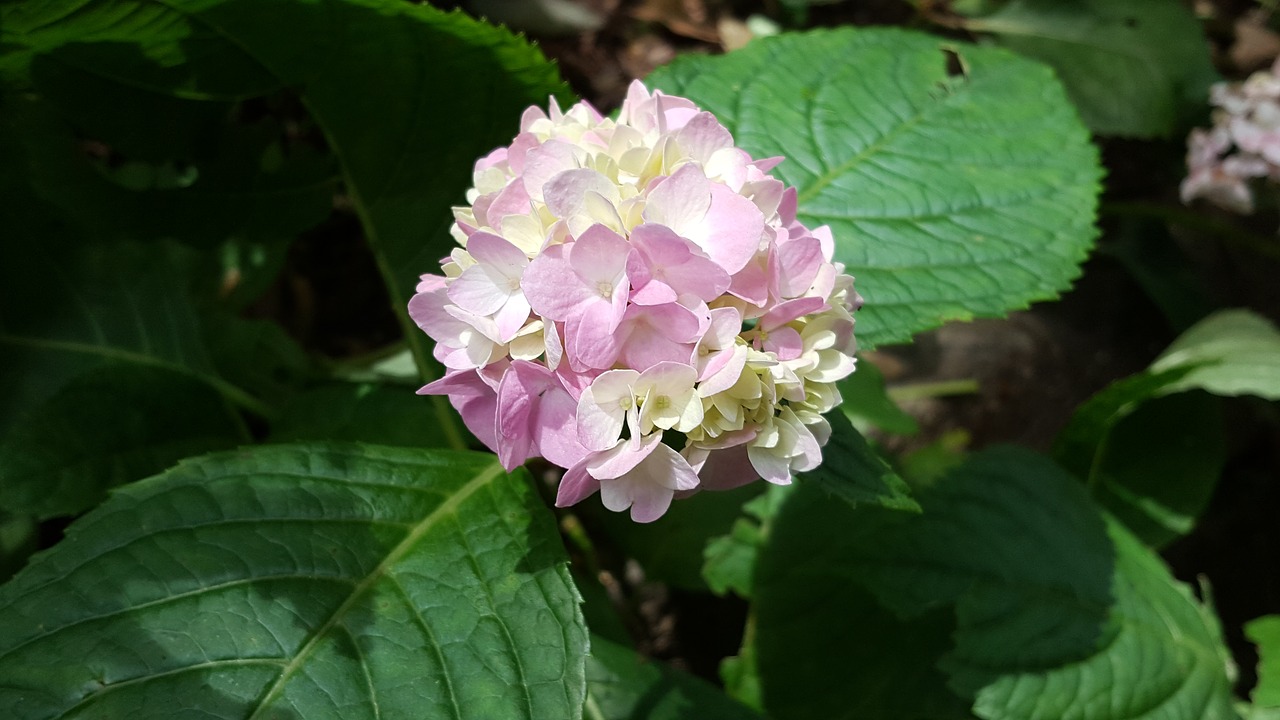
<box><xmin>652</xmin><ymin>396</ymin><xmax>671</xmax><ymax>411</ymax></box>
<box><xmin>596</xmin><ymin>281</ymin><xmax>613</xmax><ymax>299</ymax></box>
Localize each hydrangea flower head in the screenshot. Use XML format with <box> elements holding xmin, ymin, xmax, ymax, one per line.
<box><xmin>1183</xmin><ymin>57</ymin><xmax>1280</xmax><ymax>213</ymax></box>
<box><xmin>410</xmin><ymin>81</ymin><xmax>861</xmax><ymax>522</ymax></box>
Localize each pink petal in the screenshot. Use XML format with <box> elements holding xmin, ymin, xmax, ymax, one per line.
<box><xmin>568</xmin><ymin>301</ymin><xmax>624</xmax><ymax>370</ymax></box>
<box><xmin>467</xmin><ymin>232</ymin><xmax>529</xmax><ymax>277</ymax></box>
<box><xmin>556</xmin><ymin>461</ymin><xmax>601</xmax><ymax>507</ymax></box>
<box><xmin>545</xmin><ymin>169</ymin><xmax>615</xmax><ymax>219</ymax></box>
<box><xmin>448</xmin><ymin>264</ymin><xmax>511</xmax><ymax>316</ymax></box>
<box><xmin>673</xmin><ymin>111</ymin><xmax>734</xmax><ymax>164</ymax></box>
<box><xmin>486</xmin><ymin>181</ymin><xmax>532</xmax><ymax>232</ymax></box>
<box><xmin>692</xmin><ymin>182</ymin><xmax>765</xmax><ymax>274</ymax></box>
<box><xmin>492</xmin><ymin>294</ymin><xmax>532</xmax><ymax>342</ymax></box>
<box><xmin>728</xmin><ymin>250</ymin><xmax>771</xmax><ymax>306</ymax></box>
<box><xmin>775</xmin><ymin>236</ymin><xmax>824</xmax><ymax>298</ymax></box>
<box><xmin>534</xmin><ymin>382</ymin><xmax>591</xmax><ymax>469</ymax></box>
<box><xmin>523</xmin><ymin>139</ymin><xmax>579</xmax><ymax>202</ymax></box>
<box><xmin>568</xmin><ymin>224</ymin><xmax>631</xmax><ymax>286</ymax></box>
<box><xmin>495</xmin><ymin>362</ymin><xmax>551</xmax><ymax>470</ymax></box>
<box><xmin>643</xmin><ymin>163</ymin><xmax>711</xmax><ymax>232</ymax></box>
<box><xmin>588</xmin><ymin>432</ymin><xmax>663</xmax><ymax>479</ymax></box>
<box><xmin>695</xmin><ymin>444</ymin><xmax>761</xmax><ymax>491</ymax></box>
<box><xmin>763</xmin><ymin>325</ymin><xmax>804</xmax><ymax>361</ymax></box>
<box><xmin>762</xmin><ymin>296</ymin><xmax>826</xmax><ymax>330</ymax></box>
<box><xmin>523</xmin><ymin>245</ymin><xmax>593</xmax><ymax>320</ymax></box>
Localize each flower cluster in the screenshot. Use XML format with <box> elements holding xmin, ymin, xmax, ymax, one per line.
<box><xmin>409</xmin><ymin>81</ymin><xmax>860</xmax><ymax>522</ymax></box>
<box><xmin>1183</xmin><ymin>57</ymin><xmax>1280</xmax><ymax>213</ymax></box>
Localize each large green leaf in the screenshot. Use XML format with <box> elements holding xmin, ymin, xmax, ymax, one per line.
<box><xmin>0</xmin><ymin>237</ymin><xmax>266</xmax><ymax>517</ymax></box>
<box><xmin>0</xmin><ymin>443</ymin><xmax>587</xmax><ymax>719</ymax></box>
<box><xmin>2</xmin><ymin>0</ymin><xmax>568</xmax><ymax>437</ymax></box>
<box><xmin>271</xmin><ymin>382</ymin><xmax>455</xmax><ymax>448</ymax></box>
<box><xmin>971</xmin><ymin>517</ymin><xmax>1236</xmax><ymax>720</ymax></box>
<box><xmin>0</xmin><ymin>364</ymin><xmax>244</xmax><ymax>520</ymax></box>
<box><xmin>586</xmin><ymin>635</ymin><xmax>763</xmax><ymax>719</ymax></box>
<box><xmin>959</xmin><ymin>0</ymin><xmax>1218</xmax><ymax>137</ymax></box>
<box><xmin>753</xmin><ymin>447</ymin><xmax>1238</xmax><ymax>720</ymax></box>
<box><xmin>648</xmin><ymin>27</ymin><xmax>1102</xmax><ymax>349</ymax></box>
<box><xmin>1057</xmin><ymin>309</ymin><xmax>1280</xmax><ymax>546</ymax></box>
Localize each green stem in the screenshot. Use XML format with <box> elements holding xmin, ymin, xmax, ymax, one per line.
<box><xmin>1101</xmin><ymin>201</ymin><xmax>1280</xmax><ymax>262</ymax></box>
<box><xmin>888</xmin><ymin>378</ymin><xmax>980</xmax><ymax>402</ymax></box>
<box><xmin>362</xmin><ymin>226</ymin><xmax>468</xmax><ymax>451</ymax></box>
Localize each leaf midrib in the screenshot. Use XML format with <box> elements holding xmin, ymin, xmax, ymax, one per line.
<box><xmin>245</xmin><ymin>457</ymin><xmax>505</xmax><ymax>718</ymax></box>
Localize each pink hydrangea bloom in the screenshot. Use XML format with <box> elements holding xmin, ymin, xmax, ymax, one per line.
<box><xmin>1183</xmin><ymin>57</ymin><xmax>1280</xmax><ymax>214</ymax></box>
<box><xmin>410</xmin><ymin>81</ymin><xmax>862</xmax><ymax>522</ymax></box>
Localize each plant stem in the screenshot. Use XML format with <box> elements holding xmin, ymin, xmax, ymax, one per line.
<box><xmin>889</xmin><ymin>378</ymin><xmax>981</xmax><ymax>402</ymax></box>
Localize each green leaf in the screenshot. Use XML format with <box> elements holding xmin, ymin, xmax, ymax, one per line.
<box><xmin>0</xmin><ymin>513</ymin><xmax>38</xmax><ymax>585</ymax></box>
<box><xmin>0</xmin><ymin>364</ymin><xmax>244</xmax><ymax>519</ymax></box>
<box><xmin>796</xmin><ymin>412</ymin><xmax>919</xmax><ymax>512</ymax></box>
<box><xmin>702</xmin><ymin>485</ymin><xmax>792</xmax><ymax>598</ymax></box>
<box><xmin>271</xmin><ymin>382</ymin><xmax>455</xmax><ymax>448</ymax></box>
<box><xmin>0</xmin><ymin>79</ymin><xmax>336</xmax><ymax>254</ymax></box>
<box><xmin>587</xmin><ymin>482</ymin><xmax>763</xmax><ymax>592</ymax></box>
<box><xmin>1057</xmin><ymin>308</ymin><xmax>1280</xmax><ymax>546</ymax></box>
<box><xmin>586</xmin><ymin>634</ymin><xmax>763</xmax><ymax>720</ymax></box>
<box><xmin>1151</xmin><ymin>309</ymin><xmax>1280</xmax><ymax>400</ymax></box>
<box><xmin>838</xmin><ymin>358</ymin><xmax>919</xmax><ymax>436</ymax></box>
<box><xmin>1248</xmin><ymin>616</ymin><xmax>1280</xmax><ymax>709</ymax></box>
<box><xmin>648</xmin><ymin>27</ymin><xmax>1102</xmax><ymax>349</ymax></box>
<box><xmin>0</xmin><ymin>239</ymin><xmax>265</xmax><ymax>423</ymax></box>
<box><xmin>971</xmin><ymin>517</ymin><xmax>1237</xmax><ymax>720</ymax></box>
<box><xmin>1085</xmin><ymin>392</ymin><xmax>1225</xmax><ymax>547</ymax></box>
<box><xmin>754</xmin><ymin>447</ymin><xmax>1238</xmax><ymax>720</ymax></box>
<box><xmin>4</xmin><ymin>0</ymin><xmax>568</xmax><ymax>436</ymax></box>
<box><xmin>959</xmin><ymin>0</ymin><xmax>1218</xmax><ymax>137</ymax></box>
<box><xmin>0</xmin><ymin>443</ymin><xmax>587</xmax><ymax>719</ymax></box>
<box><xmin>201</xmin><ymin>313</ymin><xmax>312</xmax><ymax>408</ymax></box>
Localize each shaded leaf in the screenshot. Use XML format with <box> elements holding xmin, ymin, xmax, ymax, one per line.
<box><xmin>1057</xmin><ymin>308</ymin><xmax>1280</xmax><ymax>546</ymax></box>
<box><xmin>960</xmin><ymin>0</ymin><xmax>1218</xmax><ymax>137</ymax></box>
<box><xmin>0</xmin><ymin>443</ymin><xmax>587</xmax><ymax>719</ymax></box>
<box><xmin>271</xmin><ymin>382</ymin><xmax>455</xmax><ymax>448</ymax></box>
<box><xmin>1086</xmin><ymin>392</ymin><xmax>1225</xmax><ymax>547</ymax></box>
<box><xmin>586</xmin><ymin>634</ymin><xmax>763</xmax><ymax>719</ymax></box>
<box><xmin>0</xmin><ymin>364</ymin><xmax>244</xmax><ymax>520</ymax></box>
<box><xmin>971</xmin><ymin>517</ymin><xmax>1236</xmax><ymax>720</ymax></box>
<box><xmin>649</xmin><ymin>27</ymin><xmax>1102</xmax><ymax>349</ymax></box>
<box><xmin>797</xmin><ymin>412</ymin><xmax>919</xmax><ymax>512</ymax></box>
<box><xmin>587</xmin><ymin>482</ymin><xmax>763</xmax><ymax>592</ymax></box>
<box><xmin>702</xmin><ymin>484</ymin><xmax>792</xmax><ymax>598</ymax></box>
<box><xmin>754</xmin><ymin>447</ymin><xmax>1237</xmax><ymax>720</ymax></box>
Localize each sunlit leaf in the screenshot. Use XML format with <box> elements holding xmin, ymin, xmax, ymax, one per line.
<box><xmin>0</xmin><ymin>443</ymin><xmax>587</xmax><ymax>719</ymax></box>
<box><xmin>650</xmin><ymin>27</ymin><xmax>1102</xmax><ymax>348</ymax></box>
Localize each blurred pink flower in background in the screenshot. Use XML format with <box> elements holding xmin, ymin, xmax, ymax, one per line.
<box><xmin>1183</xmin><ymin>57</ymin><xmax>1280</xmax><ymax>214</ymax></box>
<box><xmin>410</xmin><ymin>81</ymin><xmax>861</xmax><ymax>522</ymax></box>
